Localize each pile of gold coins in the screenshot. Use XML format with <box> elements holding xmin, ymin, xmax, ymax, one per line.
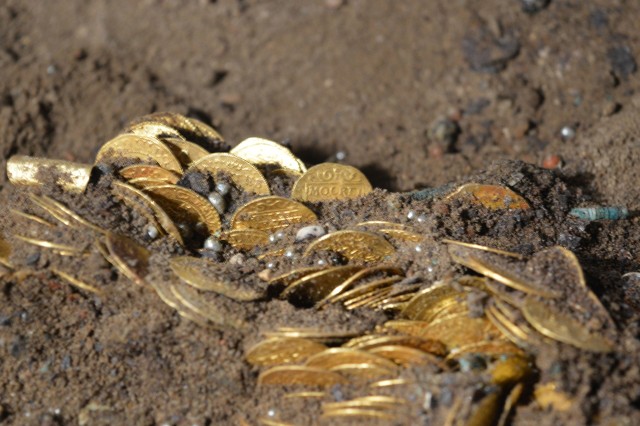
<box><xmin>0</xmin><ymin>112</ymin><xmax>618</xmax><ymax>425</ymax></box>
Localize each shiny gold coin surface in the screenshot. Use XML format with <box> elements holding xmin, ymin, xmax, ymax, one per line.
<box><xmin>385</xmin><ymin>317</ymin><xmax>499</xmax><ymax>350</ymax></box>
<box><xmin>401</xmin><ymin>283</ymin><xmax>466</xmax><ymax>322</ymax></box>
<box><xmin>119</xmin><ymin>164</ymin><xmax>180</xmax><ymax>184</ymax></box>
<box><xmin>328</xmin><ymin>363</ymin><xmax>397</xmax><ymax>380</ymax></box>
<box><xmin>267</xmin><ymin>266</ymin><xmax>327</xmax><ymax>296</ymax></box>
<box><xmin>127</xmin><ymin>121</ymin><xmax>185</xmax><ymax>140</ymax></box>
<box><xmin>291</xmin><ymin>163</ymin><xmax>372</xmax><ymax>202</ymax></box>
<box><xmin>0</xmin><ymin>236</ymin><xmax>13</xmax><ymax>268</ymax></box>
<box><xmin>442</xmin><ymin>239</ymin><xmax>524</xmax><ymax>259</ymax></box>
<box><xmin>304</xmin><ymin>230</ymin><xmax>395</xmax><ymax>262</ymax></box>
<box><xmin>104</xmin><ymin>233</ymin><xmax>150</xmax><ymax>287</ymax></box>
<box><xmin>321</xmin><ymin>408</ymin><xmax>398</xmax><ymax>421</ymax></box>
<box><xmin>188</xmin><ymin>153</ymin><xmax>269</xmax><ymax>195</ymax></box>
<box><xmin>231</xmin><ymin>196</ymin><xmax>317</xmax><ymax>233</ymax></box>
<box><xmin>162</xmin><ymin>137</ymin><xmax>210</xmax><ymax>167</ymax></box>
<box><xmin>221</xmin><ymin>229</ymin><xmax>269</xmax><ymax>251</ymax></box>
<box><xmin>258</xmin><ymin>366</ymin><xmax>347</xmax><ymax>387</ymax></box>
<box><xmin>128</xmin><ymin>112</ymin><xmax>223</xmax><ymax>143</ymax></box>
<box><xmin>445</xmin><ymin>183</ymin><xmax>530</xmax><ymax>210</ymax></box>
<box><xmin>281</xmin><ymin>265</ymin><xmax>363</xmax><ymax>307</ymax></box>
<box><xmin>7</xmin><ymin>155</ymin><xmax>91</xmax><ymax>193</ymax></box>
<box><xmin>263</xmin><ymin>327</ymin><xmax>361</xmax><ymax>345</ymax></box>
<box><xmin>319</xmin><ymin>266</ymin><xmax>404</xmax><ymax>306</ymax></box>
<box><xmin>245</xmin><ymin>337</ymin><xmax>327</xmax><ymax>366</ymax></box>
<box><xmin>170</xmin><ymin>256</ymin><xmax>264</xmax><ymax>301</ymax></box>
<box><xmin>144</xmin><ymin>184</ymin><xmax>221</xmax><ymax>235</ymax></box>
<box><xmin>305</xmin><ymin>348</ymin><xmax>398</xmax><ymax>371</ymax></box>
<box><xmin>379</xmin><ymin>228</ymin><xmax>423</xmax><ymax>243</ymax></box>
<box><xmin>95</xmin><ymin>134</ymin><xmax>182</xmax><ymax>174</ymax></box>
<box><xmin>368</xmin><ymin>345</ymin><xmax>447</xmax><ymax>368</ymax></box>
<box><xmin>111</xmin><ymin>181</ymin><xmax>184</xmax><ymax>246</ymax></box>
<box><xmin>231</xmin><ymin>137</ymin><xmax>306</xmax><ymax>174</ymax></box>
<box><xmin>521</xmin><ymin>297</ymin><xmax>614</xmax><ymax>352</ymax></box>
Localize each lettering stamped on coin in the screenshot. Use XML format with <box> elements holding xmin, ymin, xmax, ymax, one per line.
<box><xmin>291</xmin><ymin>163</ymin><xmax>373</xmax><ymax>202</ymax></box>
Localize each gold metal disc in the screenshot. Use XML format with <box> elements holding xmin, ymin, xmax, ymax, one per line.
<box><xmin>303</xmin><ymin>230</ymin><xmax>395</xmax><ymax>262</ymax></box>
<box><xmin>291</xmin><ymin>163</ymin><xmax>373</xmax><ymax>202</ymax></box>
<box><xmin>230</xmin><ymin>137</ymin><xmax>306</xmax><ymax>174</ymax></box>
<box><xmin>187</xmin><ymin>153</ymin><xmax>270</xmax><ymax>195</ymax></box>
<box><xmin>231</xmin><ymin>196</ymin><xmax>317</xmax><ymax>233</ymax></box>
<box><xmin>7</xmin><ymin>155</ymin><xmax>92</xmax><ymax>193</ymax></box>
<box><xmin>95</xmin><ymin>134</ymin><xmax>182</xmax><ymax>174</ymax></box>
<box><xmin>257</xmin><ymin>365</ymin><xmax>347</xmax><ymax>387</ymax></box>
<box><xmin>162</xmin><ymin>137</ymin><xmax>210</xmax><ymax>167</ymax></box>
<box><xmin>119</xmin><ymin>164</ymin><xmax>180</xmax><ymax>184</ymax></box>
<box><xmin>445</xmin><ymin>183</ymin><xmax>530</xmax><ymax>210</ymax></box>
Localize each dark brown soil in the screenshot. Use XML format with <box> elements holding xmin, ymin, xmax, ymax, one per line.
<box><xmin>1</xmin><ymin>1</ymin><xmax>640</xmax><ymax>425</ymax></box>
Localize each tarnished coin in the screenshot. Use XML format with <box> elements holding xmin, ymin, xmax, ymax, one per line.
<box><xmin>7</xmin><ymin>155</ymin><xmax>92</xmax><ymax>194</ymax></box>
<box><xmin>188</xmin><ymin>153</ymin><xmax>270</xmax><ymax>195</ymax></box>
<box><xmin>170</xmin><ymin>256</ymin><xmax>264</xmax><ymax>301</ymax></box>
<box><xmin>143</xmin><ymin>184</ymin><xmax>221</xmax><ymax>234</ymax></box>
<box><xmin>521</xmin><ymin>297</ymin><xmax>614</xmax><ymax>352</ymax></box>
<box><xmin>304</xmin><ymin>230</ymin><xmax>395</xmax><ymax>262</ymax></box>
<box><xmin>230</xmin><ymin>137</ymin><xmax>307</xmax><ymax>174</ymax></box>
<box><xmin>95</xmin><ymin>134</ymin><xmax>182</xmax><ymax>174</ymax></box>
<box><xmin>127</xmin><ymin>121</ymin><xmax>185</xmax><ymax>140</ymax></box>
<box><xmin>111</xmin><ymin>181</ymin><xmax>184</xmax><ymax>246</ymax></box>
<box><xmin>162</xmin><ymin>137</ymin><xmax>210</xmax><ymax>167</ymax></box>
<box><xmin>231</xmin><ymin>196</ymin><xmax>317</xmax><ymax>233</ymax></box>
<box><xmin>245</xmin><ymin>337</ymin><xmax>327</xmax><ymax>366</ymax></box>
<box><xmin>445</xmin><ymin>183</ymin><xmax>530</xmax><ymax>210</ymax></box>
<box><xmin>103</xmin><ymin>233</ymin><xmax>150</xmax><ymax>287</ymax></box>
<box><xmin>221</xmin><ymin>229</ymin><xmax>270</xmax><ymax>251</ymax></box>
<box><xmin>281</xmin><ymin>265</ymin><xmax>363</xmax><ymax>308</ymax></box>
<box><xmin>258</xmin><ymin>366</ymin><xmax>347</xmax><ymax>387</ymax></box>
<box><xmin>119</xmin><ymin>164</ymin><xmax>180</xmax><ymax>184</ymax></box>
<box><xmin>291</xmin><ymin>163</ymin><xmax>373</xmax><ymax>202</ymax></box>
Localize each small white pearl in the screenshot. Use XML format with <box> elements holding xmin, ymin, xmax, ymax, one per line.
<box><xmin>146</xmin><ymin>225</ymin><xmax>159</xmax><ymax>239</ymax></box>
<box><xmin>215</xmin><ymin>182</ymin><xmax>231</xmax><ymax>195</ymax></box>
<box><xmin>295</xmin><ymin>225</ymin><xmax>326</xmax><ymax>241</ymax></box>
<box><xmin>417</xmin><ymin>214</ymin><xmax>427</xmax><ymax>223</ymax></box>
<box><xmin>267</xmin><ymin>409</ymin><xmax>276</xmax><ymax>417</ymax></box>
<box><xmin>275</xmin><ymin>230</ymin><xmax>285</xmax><ymax>240</ymax></box>
<box><xmin>415</xmin><ymin>245</ymin><xmax>423</xmax><ymax>253</ymax></box>
<box><xmin>204</xmin><ymin>237</ymin><xmax>223</xmax><ymax>252</ymax></box>
<box><xmin>266</xmin><ymin>262</ymin><xmax>275</xmax><ymax>269</ymax></box>
<box><xmin>284</xmin><ymin>247</ymin><xmax>295</xmax><ymax>258</ymax></box>
<box><xmin>317</xmin><ymin>259</ymin><xmax>327</xmax><ymax>266</ymax></box>
<box><xmin>208</xmin><ymin>192</ymin><xmax>226</xmax><ymax>214</ymax></box>
<box><xmin>560</xmin><ymin>125</ymin><xmax>576</xmax><ymax>140</ymax></box>
<box><xmin>407</xmin><ymin>210</ymin><xmax>416</xmax><ymax>220</ymax></box>
<box><xmin>335</xmin><ymin>151</ymin><xmax>346</xmax><ymax>161</ymax></box>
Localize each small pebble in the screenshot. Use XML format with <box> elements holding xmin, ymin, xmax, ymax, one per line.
<box><xmin>229</xmin><ymin>254</ymin><xmax>245</xmax><ymax>266</ymax></box>
<box><xmin>208</xmin><ymin>192</ymin><xmax>226</xmax><ymax>214</ymax></box>
<box><xmin>542</xmin><ymin>154</ymin><xmax>562</xmax><ymax>169</ymax></box>
<box><xmin>203</xmin><ymin>237</ymin><xmax>223</xmax><ymax>252</ymax></box>
<box><xmin>295</xmin><ymin>225</ymin><xmax>326</xmax><ymax>241</ymax></box>
<box><xmin>215</xmin><ymin>182</ymin><xmax>231</xmax><ymax>196</ymax></box>
<box><xmin>416</xmin><ymin>214</ymin><xmax>427</xmax><ymax>223</ymax></box>
<box><xmin>560</xmin><ymin>125</ymin><xmax>576</xmax><ymax>140</ymax></box>
<box><xmin>325</xmin><ymin>0</ymin><xmax>345</xmax><ymax>9</ymax></box>
<box><xmin>407</xmin><ymin>210</ymin><xmax>417</xmax><ymax>220</ymax></box>
<box><xmin>146</xmin><ymin>225</ymin><xmax>159</xmax><ymax>240</ymax></box>
<box><xmin>258</xmin><ymin>269</ymin><xmax>273</xmax><ymax>281</ymax></box>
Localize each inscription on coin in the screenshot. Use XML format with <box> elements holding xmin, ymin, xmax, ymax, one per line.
<box><xmin>291</xmin><ymin>163</ymin><xmax>373</xmax><ymax>202</ymax></box>
<box><xmin>232</xmin><ymin>196</ymin><xmax>317</xmax><ymax>233</ymax></box>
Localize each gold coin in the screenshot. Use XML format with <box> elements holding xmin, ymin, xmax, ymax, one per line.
<box><xmin>95</xmin><ymin>134</ymin><xmax>182</xmax><ymax>174</ymax></box>
<box><xmin>111</xmin><ymin>181</ymin><xmax>184</xmax><ymax>246</ymax></box>
<box><xmin>319</xmin><ymin>266</ymin><xmax>404</xmax><ymax>306</ymax></box>
<box><xmin>187</xmin><ymin>153</ymin><xmax>270</xmax><ymax>195</ymax></box>
<box><xmin>521</xmin><ymin>297</ymin><xmax>614</xmax><ymax>352</ymax></box>
<box><xmin>331</xmin><ymin>276</ymin><xmax>402</xmax><ymax>305</ymax></box>
<box><xmin>267</xmin><ymin>266</ymin><xmax>327</xmax><ymax>296</ymax></box>
<box><xmin>485</xmin><ymin>302</ymin><xmax>534</xmax><ymax>348</ymax></box>
<box><xmin>291</xmin><ymin>163</ymin><xmax>372</xmax><ymax>202</ymax></box>
<box><xmin>448</xmin><ymin>244</ymin><xmax>560</xmax><ymax>298</ymax></box>
<box><xmin>257</xmin><ymin>365</ymin><xmax>347</xmax><ymax>387</ymax></box>
<box><xmin>344</xmin><ymin>286</ymin><xmax>394</xmax><ymax>310</ymax></box>
<box><xmin>400</xmin><ymin>283</ymin><xmax>467</xmax><ymax>322</ymax></box>
<box><xmin>0</xmin><ymin>236</ymin><xmax>13</xmax><ymax>268</ymax></box>
<box><xmin>220</xmin><ymin>229</ymin><xmax>269</xmax><ymax>251</ymax></box>
<box><xmin>230</xmin><ymin>137</ymin><xmax>306</xmax><ymax>174</ymax></box>
<box><xmin>446</xmin><ymin>340</ymin><xmax>524</xmax><ymax>360</ymax></box>
<box><xmin>445</xmin><ymin>183</ymin><xmax>530</xmax><ymax>210</ymax></box>
<box><xmin>305</xmin><ymin>348</ymin><xmax>398</xmax><ymax>371</ymax></box>
<box><xmin>14</xmin><ymin>235</ymin><xmax>84</xmax><ymax>254</ymax></box>
<box><xmin>378</xmin><ymin>228</ymin><xmax>423</xmax><ymax>243</ymax></box>
<box><xmin>170</xmin><ymin>280</ymin><xmax>247</xmax><ymax>331</ymax></box>
<box><xmin>143</xmin><ymin>184</ymin><xmax>221</xmax><ymax>235</ymax></box>
<box><xmin>231</xmin><ymin>196</ymin><xmax>317</xmax><ymax>233</ymax></box>
<box><xmin>280</xmin><ymin>265</ymin><xmax>363</xmax><ymax>307</ymax></box>
<box><xmin>103</xmin><ymin>233</ymin><xmax>150</xmax><ymax>287</ymax></box>
<box><xmin>170</xmin><ymin>256</ymin><xmax>264</xmax><ymax>301</ymax></box>
<box><xmin>119</xmin><ymin>164</ymin><xmax>180</xmax><ymax>184</ymax></box>
<box><xmin>442</xmin><ymin>239</ymin><xmax>524</xmax><ymax>259</ymax></box>
<box><xmin>28</xmin><ymin>193</ymin><xmax>104</xmax><ymax>233</ymax></box>
<box><xmin>349</xmin><ymin>335</ymin><xmax>447</xmax><ymax>357</ymax></box>
<box><xmin>328</xmin><ymin>363</ymin><xmax>397</xmax><ymax>380</ymax></box>
<box><xmin>263</xmin><ymin>327</ymin><xmax>361</xmax><ymax>345</ymax></box>
<box><xmin>245</xmin><ymin>337</ymin><xmax>327</xmax><ymax>366</ymax></box>
<box><xmin>128</xmin><ymin>112</ymin><xmax>223</xmax><ymax>143</ymax></box>
<box><xmin>7</xmin><ymin>155</ymin><xmax>91</xmax><ymax>194</ymax></box>
<box><xmin>321</xmin><ymin>408</ymin><xmax>398</xmax><ymax>421</ymax></box>
<box><xmin>368</xmin><ymin>345</ymin><xmax>447</xmax><ymax>368</ymax></box>
<box><xmin>127</xmin><ymin>121</ymin><xmax>185</xmax><ymax>140</ymax></box>
<box><xmin>52</xmin><ymin>269</ymin><xmax>104</xmax><ymax>296</ymax></box>
<box><xmin>323</xmin><ymin>396</ymin><xmax>409</xmax><ymax>411</ymax></box>
<box><xmin>188</xmin><ymin>117</ymin><xmax>224</xmax><ymax>143</ymax></box>
<box><xmin>534</xmin><ymin>383</ymin><xmax>573</xmax><ymax>411</ymax></box>
<box><xmin>162</xmin><ymin>137</ymin><xmax>210</xmax><ymax>167</ymax></box>
<box><xmin>490</xmin><ymin>355</ymin><xmax>531</xmax><ymax>385</ymax></box>
<box><xmin>304</xmin><ymin>230</ymin><xmax>394</xmax><ymax>263</ymax></box>
<box><xmin>127</xmin><ymin>177</ymin><xmax>177</xmax><ymax>190</ymax></box>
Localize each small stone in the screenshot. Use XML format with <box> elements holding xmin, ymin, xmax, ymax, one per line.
<box><xmin>208</xmin><ymin>192</ymin><xmax>226</xmax><ymax>214</ymax></box>
<box><xmin>560</xmin><ymin>125</ymin><xmax>576</xmax><ymax>140</ymax></box>
<box><xmin>325</xmin><ymin>0</ymin><xmax>345</xmax><ymax>9</ymax></box>
<box><xmin>542</xmin><ymin>154</ymin><xmax>562</xmax><ymax>169</ymax></box>
<box><xmin>215</xmin><ymin>182</ymin><xmax>231</xmax><ymax>196</ymax></box>
<box><xmin>25</xmin><ymin>252</ymin><xmax>40</xmax><ymax>265</ymax></box>
<box><xmin>407</xmin><ymin>210</ymin><xmax>417</xmax><ymax>220</ymax></box>
<box><xmin>608</xmin><ymin>46</ymin><xmax>637</xmax><ymax>79</ymax></box>
<box><xmin>601</xmin><ymin>101</ymin><xmax>620</xmax><ymax>117</ymax></box>
<box><xmin>229</xmin><ymin>254</ymin><xmax>245</xmax><ymax>266</ymax></box>
<box><xmin>203</xmin><ymin>237</ymin><xmax>223</xmax><ymax>252</ymax></box>
<box><xmin>428</xmin><ymin>118</ymin><xmax>460</xmax><ymax>150</ymax></box>
<box><xmin>258</xmin><ymin>269</ymin><xmax>273</xmax><ymax>281</ymax></box>
<box><xmin>295</xmin><ymin>225</ymin><xmax>326</xmax><ymax>242</ymax></box>
<box><xmin>520</xmin><ymin>0</ymin><xmax>550</xmax><ymax>14</ymax></box>
<box><xmin>512</xmin><ymin>118</ymin><xmax>531</xmax><ymax>139</ymax></box>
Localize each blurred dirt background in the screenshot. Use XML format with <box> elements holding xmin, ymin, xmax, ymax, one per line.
<box><xmin>1</xmin><ymin>0</ymin><xmax>640</xmax><ymax>425</ymax></box>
